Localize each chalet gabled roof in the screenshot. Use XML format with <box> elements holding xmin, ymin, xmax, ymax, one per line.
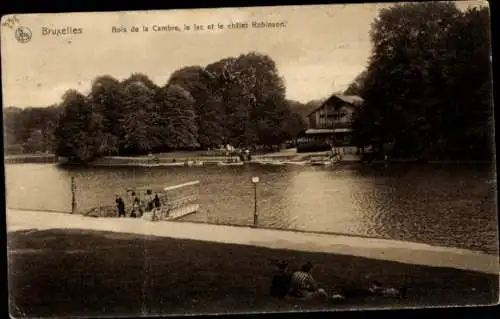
<box><xmin>334</xmin><ymin>94</ymin><xmax>364</xmax><ymax>105</ymax></box>
<box><xmin>307</xmin><ymin>94</ymin><xmax>364</xmax><ymax>117</ymax></box>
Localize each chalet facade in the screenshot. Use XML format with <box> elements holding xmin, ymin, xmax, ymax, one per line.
<box><xmin>307</xmin><ymin>94</ymin><xmax>362</xmax><ymax>129</ymax></box>
<box><xmin>297</xmin><ymin>94</ymin><xmax>363</xmax><ymax>151</ymax></box>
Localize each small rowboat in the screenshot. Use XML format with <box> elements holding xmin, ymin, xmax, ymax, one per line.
<box><xmin>217</xmin><ymin>161</ymin><xmax>244</xmax><ymax>166</ymax></box>
<box><xmin>285</xmin><ymin>161</ymin><xmax>308</xmax><ymax>166</ymax></box>
<box><xmin>139</xmin><ymin>163</ymin><xmax>161</xmax><ymax>168</ymax></box>
<box><xmin>269</xmin><ymin>162</ymin><xmax>286</xmax><ymax>166</ymax></box>
<box><xmin>161</xmin><ymin>162</ymin><xmax>186</xmax><ymax>167</ymax></box>
<box><xmin>309</xmin><ymin>160</ymin><xmax>332</xmax><ymax>166</ymax></box>
<box><xmin>258</xmin><ymin>160</ymin><xmax>286</xmax><ymax>166</ymax></box>
<box><xmin>139</xmin><ymin>162</ymin><xmax>185</xmax><ymax>167</ymax></box>
<box><xmin>308</xmin><ymin>157</ymin><xmax>342</xmax><ymax>167</ymax></box>
<box><xmin>185</xmin><ymin>160</ymin><xmax>204</xmax><ymax>167</ymax></box>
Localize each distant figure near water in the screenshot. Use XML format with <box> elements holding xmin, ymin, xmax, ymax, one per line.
<box><xmin>130</xmin><ymin>192</ymin><xmax>142</xmax><ymax>218</ymax></box>
<box><xmin>145</xmin><ymin>189</ymin><xmax>154</xmax><ymax>212</ymax></box>
<box><xmin>115</xmin><ymin>194</ymin><xmax>126</xmax><ymax>217</ymax></box>
<box><xmin>153</xmin><ymin>194</ymin><xmax>161</xmax><ymax>209</ymax></box>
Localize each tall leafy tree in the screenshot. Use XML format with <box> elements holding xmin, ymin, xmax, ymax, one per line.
<box><xmin>440</xmin><ymin>6</ymin><xmax>493</xmax><ymax>157</ymax></box>
<box><xmin>168</xmin><ymin>66</ymin><xmax>224</xmax><ymax>148</ymax></box>
<box><xmin>352</xmin><ymin>2</ymin><xmax>492</xmax><ymax>160</ymax></box>
<box><xmin>55</xmin><ymin>90</ymin><xmax>101</xmax><ymax>162</ymax></box>
<box><xmin>156</xmin><ymin>84</ymin><xmax>199</xmax><ymax>150</ymax></box>
<box><xmin>206</xmin><ymin>57</ymin><xmax>252</xmax><ymax>146</ymax></box>
<box><xmin>3</xmin><ymin>107</ymin><xmax>25</xmax><ymax>150</ymax></box>
<box><xmin>120</xmin><ymin>76</ymin><xmax>159</xmax><ymax>154</ymax></box>
<box><xmin>344</xmin><ymin>71</ymin><xmax>368</xmax><ymax>96</ymax></box>
<box><xmin>205</xmin><ymin>52</ymin><xmax>289</xmax><ymax>147</ymax></box>
<box><xmin>88</xmin><ymin>75</ymin><xmax>123</xmax><ymax>139</ymax></box>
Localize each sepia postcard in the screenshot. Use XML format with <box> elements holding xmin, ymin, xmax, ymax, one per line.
<box><xmin>2</xmin><ymin>1</ymin><xmax>499</xmax><ymax>318</ymax></box>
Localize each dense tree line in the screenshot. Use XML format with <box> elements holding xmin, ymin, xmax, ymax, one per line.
<box><xmin>349</xmin><ymin>2</ymin><xmax>493</xmax><ymax>160</ymax></box>
<box><xmin>3</xmin><ymin>105</ymin><xmax>61</xmax><ymax>154</ymax></box>
<box><xmin>4</xmin><ymin>52</ymin><xmax>307</xmax><ymax>162</ymax></box>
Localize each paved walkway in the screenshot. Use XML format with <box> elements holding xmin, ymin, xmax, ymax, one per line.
<box><xmin>7</xmin><ymin>209</ymin><xmax>499</xmax><ymax>275</ymax></box>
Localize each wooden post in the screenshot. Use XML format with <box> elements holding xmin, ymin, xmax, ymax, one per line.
<box><xmin>252</xmin><ymin>176</ymin><xmax>259</xmax><ymax>227</ymax></box>
<box><xmin>71</xmin><ymin>177</ymin><xmax>76</xmax><ymax>214</ymax></box>
<box><xmin>253</xmin><ymin>183</ymin><xmax>258</xmax><ymax>226</ymax></box>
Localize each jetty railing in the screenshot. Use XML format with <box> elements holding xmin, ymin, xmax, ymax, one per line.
<box><xmin>81</xmin><ymin>180</ymin><xmax>201</xmax><ymax>221</ymax></box>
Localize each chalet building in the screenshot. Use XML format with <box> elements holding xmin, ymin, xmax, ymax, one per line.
<box><xmin>297</xmin><ymin>94</ymin><xmax>363</xmax><ymax>152</ymax></box>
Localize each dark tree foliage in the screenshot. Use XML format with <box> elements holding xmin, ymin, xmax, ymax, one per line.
<box><xmin>351</xmin><ymin>2</ymin><xmax>493</xmax><ymax>160</ymax></box>
<box><xmin>3</xmin><ymin>105</ymin><xmax>61</xmax><ymax>154</ymax></box>
<box><xmin>89</xmin><ymin>75</ymin><xmax>124</xmax><ymax>140</ymax></box>
<box><xmin>120</xmin><ymin>79</ymin><xmax>159</xmax><ymax>154</ymax></box>
<box><xmin>156</xmin><ymin>84</ymin><xmax>199</xmax><ymax>150</ymax></box>
<box><xmin>5</xmin><ymin>52</ymin><xmax>307</xmax><ymax>162</ymax></box>
<box><xmin>54</xmin><ymin>90</ymin><xmax>101</xmax><ymax>163</ymax></box>
<box><xmin>167</xmin><ymin>66</ymin><xmax>223</xmax><ymax>148</ymax></box>
<box><xmin>343</xmin><ymin>70</ymin><xmax>368</xmax><ymax>96</ymax></box>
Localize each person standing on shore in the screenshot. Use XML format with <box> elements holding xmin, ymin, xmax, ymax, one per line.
<box><xmin>145</xmin><ymin>189</ymin><xmax>154</xmax><ymax>212</ymax></box>
<box><xmin>131</xmin><ymin>192</ymin><xmax>143</xmax><ymax>217</ymax></box>
<box><xmin>115</xmin><ymin>194</ymin><xmax>126</xmax><ymax>218</ymax></box>
<box><xmin>153</xmin><ymin>194</ymin><xmax>161</xmax><ymax>209</ymax></box>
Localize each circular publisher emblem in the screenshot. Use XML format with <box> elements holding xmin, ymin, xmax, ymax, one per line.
<box><xmin>15</xmin><ymin>26</ymin><xmax>32</xmax><ymax>43</ymax></box>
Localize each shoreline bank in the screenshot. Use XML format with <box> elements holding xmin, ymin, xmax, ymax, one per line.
<box><xmin>9</xmin><ymin>207</ymin><xmax>498</xmax><ymax>255</ymax></box>
<box><xmin>7</xmin><ymin>209</ymin><xmax>499</xmax><ymax>275</ymax></box>
<box><xmin>4</xmin><ymin>152</ymin><xmax>494</xmax><ymax>166</ymax></box>
<box><xmin>88</xmin><ymin>152</ymin><xmax>496</xmax><ymax>166</ymax></box>
<box><xmin>4</xmin><ymin>154</ymin><xmax>58</xmax><ymax>164</ymax></box>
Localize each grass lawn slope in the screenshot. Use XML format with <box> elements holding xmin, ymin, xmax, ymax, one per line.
<box><xmin>7</xmin><ymin>229</ymin><xmax>499</xmax><ymax>317</ymax></box>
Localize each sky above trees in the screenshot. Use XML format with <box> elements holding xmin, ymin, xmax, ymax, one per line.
<box><xmin>2</xmin><ymin>1</ymin><xmax>483</xmax><ymax>108</ymax></box>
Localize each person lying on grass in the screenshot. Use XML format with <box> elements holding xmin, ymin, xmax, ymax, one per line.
<box><xmin>288</xmin><ymin>261</ymin><xmax>330</xmax><ymax>300</ymax></box>
<box><xmin>368</xmin><ymin>281</ymin><xmax>406</xmax><ymax>298</ymax></box>
<box><xmin>339</xmin><ymin>280</ymin><xmax>407</xmax><ymax>300</ymax></box>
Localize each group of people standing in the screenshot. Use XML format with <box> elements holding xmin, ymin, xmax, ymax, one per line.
<box><xmin>223</xmin><ymin>144</ymin><xmax>252</xmax><ymax>162</ymax></box>
<box><xmin>115</xmin><ymin>189</ymin><xmax>162</xmax><ymax>218</ymax></box>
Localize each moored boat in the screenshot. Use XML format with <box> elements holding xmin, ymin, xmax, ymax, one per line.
<box><xmin>185</xmin><ymin>160</ymin><xmax>204</xmax><ymax>166</ymax></box>
<box><xmin>139</xmin><ymin>163</ymin><xmax>161</xmax><ymax>168</ymax></box>
<box><xmin>285</xmin><ymin>161</ymin><xmax>308</xmax><ymax>166</ymax></box>
<box><xmin>217</xmin><ymin>161</ymin><xmax>244</xmax><ymax>166</ymax></box>
<box><xmin>268</xmin><ymin>161</ymin><xmax>286</xmax><ymax>166</ymax></box>
<box><xmin>253</xmin><ymin>160</ymin><xmax>286</xmax><ymax>166</ymax></box>
<box><xmin>308</xmin><ymin>160</ymin><xmax>331</xmax><ymax>166</ymax></box>
<box><xmin>161</xmin><ymin>162</ymin><xmax>186</xmax><ymax>167</ymax></box>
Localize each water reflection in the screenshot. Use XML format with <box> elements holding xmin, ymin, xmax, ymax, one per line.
<box><xmin>4</xmin><ymin>163</ymin><xmax>498</xmax><ymax>253</ymax></box>
<box><xmin>283</xmin><ymin>167</ymin><xmax>371</xmax><ymax>236</ymax></box>
<box><xmin>350</xmin><ymin>164</ymin><xmax>498</xmax><ymax>251</ymax></box>
<box><xmin>5</xmin><ymin>164</ymin><xmax>73</xmax><ymax>212</ymax></box>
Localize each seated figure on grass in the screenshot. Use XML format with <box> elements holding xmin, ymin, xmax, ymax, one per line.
<box><xmin>270</xmin><ymin>260</ymin><xmax>292</xmax><ymax>298</ymax></box>
<box><xmin>288</xmin><ymin>261</ymin><xmax>329</xmax><ymax>300</ymax></box>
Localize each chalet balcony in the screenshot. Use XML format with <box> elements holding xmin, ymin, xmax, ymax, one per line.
<box><xmin>314</xmin><ymin>121</ymin><xmax>353</xmax><ymax>130</ymax></box>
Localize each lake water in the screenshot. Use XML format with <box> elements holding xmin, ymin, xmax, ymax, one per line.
<box><xmin>5</xmin><ymin>163</ymin><xmax>498</xmax><ymax>254</ymax></box>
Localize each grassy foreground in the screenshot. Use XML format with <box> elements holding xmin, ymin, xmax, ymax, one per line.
<box><xmin>7</xmin><ymin>229</ymin><xmax>499</xmax><ymax>317</ymax></box>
